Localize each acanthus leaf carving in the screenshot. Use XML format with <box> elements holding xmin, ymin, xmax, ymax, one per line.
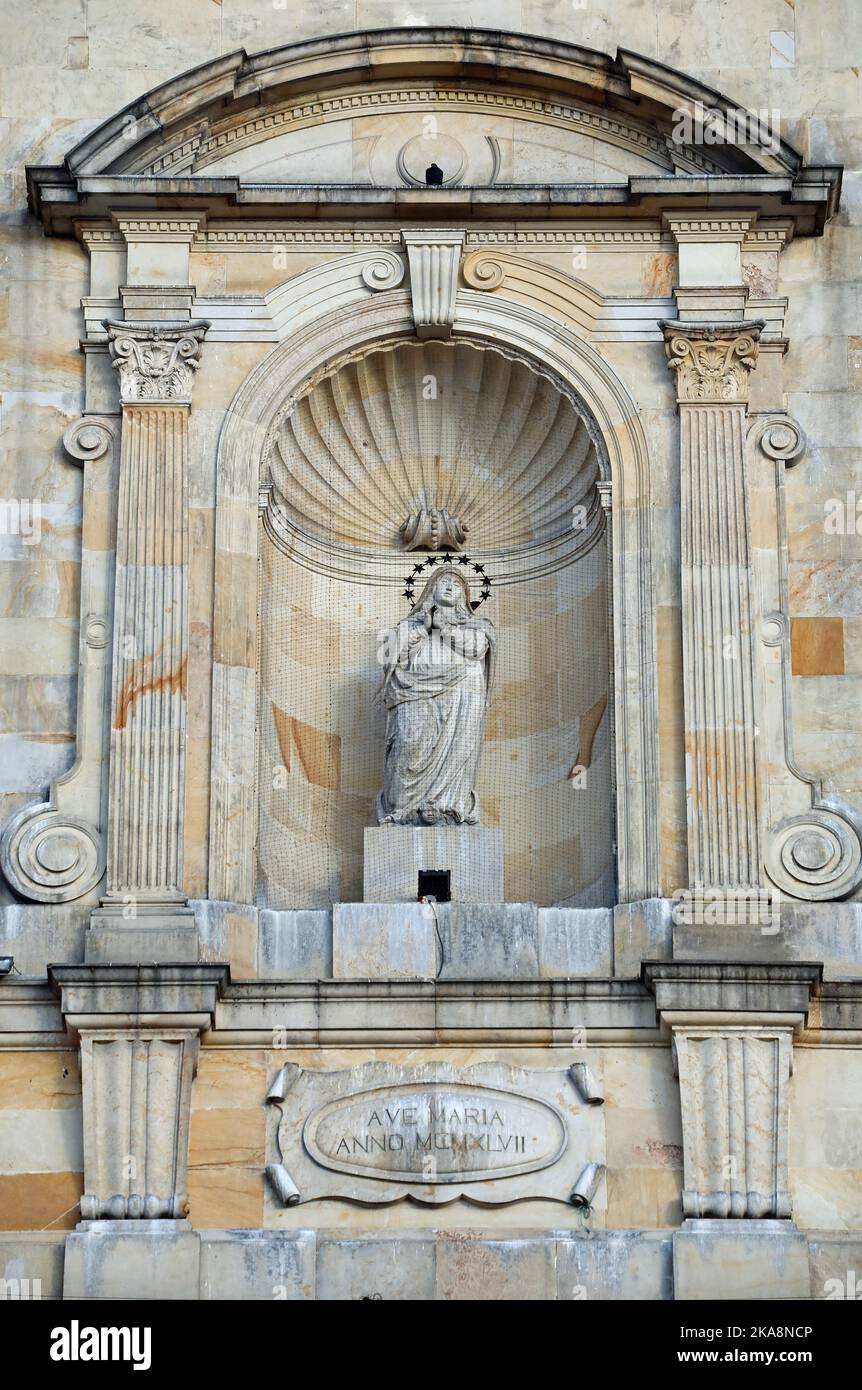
<box><xmin>661</xmin><ymin>320</ymin><xmax>763</xmax><ymax>403</ymax></box>
<box><xmin>105</xmin><ymin>320</ymin><xmax>209</xmax><ymax>404</ymax></box>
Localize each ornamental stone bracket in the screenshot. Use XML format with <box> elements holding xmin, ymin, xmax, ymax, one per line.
<box><xmin>645</xmin><ymin>963</ymin><xmax>820</xmax><ymax>1222</ymax></box>
<box><xmin>0</xmin><ymin>417</ymin><xmax>118</xmax><ymax>903</ymax></box>
<box><xmin>749</xmin><ymin>415</ymin><xmax>862</xmax><ymax>902</ymax></box>
<box><xmin>49</xmin><ymin>964</ymin><xmax>228</xmax><ymax>1223</ymax></box>
<box><xmin>401</xmin><ymin>229</ymin><xmax>465</xmax><ymax>339</ymax></box>
<box><xmin>359</xmin><ymin>230</ymin><xmax>467</xmax><ymax>340</ymax></box>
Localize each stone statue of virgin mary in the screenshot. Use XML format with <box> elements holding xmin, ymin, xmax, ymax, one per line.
<box><xmin>376</xmin><ymin>566</ymin><xmax>495</xmax><ymax>826</ymax></box>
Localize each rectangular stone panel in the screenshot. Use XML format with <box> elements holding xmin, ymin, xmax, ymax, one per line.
<box><xmin>363</xmin><ymin>826</ymin><xmax>503</xmax><ymax>903</ymax></box>
<box><xmin>673</xmin><ymin>1219</ymin><xmax>811</xmax><ymax>1301</ymax></box>
<box><xmin>332</xmin><ymin>903</ymin><xmax>437</xmax><ymax>979</ymax></box>
<box><xmin>265</xmin><ymin>1060</ymin><xmax>605</xmax><ymax>1208</ymax></box>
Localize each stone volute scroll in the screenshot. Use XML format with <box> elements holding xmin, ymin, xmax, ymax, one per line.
<box><xmin>360</xmin><ymin>249</ymin><xmax>406</xmax><ymax>293</ymax></box>
<box><xmin>751</xmin><ymin>416</ymin><xmax>862</xmax><ymax>900</ymax></box>
<box><xmin>0</xmin><ymin>417</ymin><xmax>117</xmax><ymax>902</ymax></box>
<box><xmin>376</xmin><ymin>566</ymin><xmax>495</xmax><ymax>828</ymax></box>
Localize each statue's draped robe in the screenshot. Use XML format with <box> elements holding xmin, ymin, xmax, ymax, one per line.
<box><xmin>378</xmin><ymin>616</ymin><xmax>494</xmax><ymax>825</ymax></box>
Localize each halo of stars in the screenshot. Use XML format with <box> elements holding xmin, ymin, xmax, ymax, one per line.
<box><xmin>402</xmin><ymin>553</ymin><xmax>492</xmax><ymax>611</ymax></box>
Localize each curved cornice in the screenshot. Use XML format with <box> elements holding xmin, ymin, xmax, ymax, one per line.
<box><xmin>26</xmin><ymin>27</ymin><xmax>840</xmax><ymax>234</ymax></box>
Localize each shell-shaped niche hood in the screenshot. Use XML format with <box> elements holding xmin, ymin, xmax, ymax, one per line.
<box><xmin>266</xmin><ymin>341</ymin><xmax>603</xmax><ymax>578</ymax></box>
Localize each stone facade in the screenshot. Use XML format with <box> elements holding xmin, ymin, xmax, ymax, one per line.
<box><xmin>0</xmin><ymin>9</ymin><xmax>860</xmax><ymax>1302</ymax></box>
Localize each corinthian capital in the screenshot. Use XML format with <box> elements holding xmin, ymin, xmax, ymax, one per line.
<box><xmin>105</xmin><ymin>320</ymin><xmax>210</xmax><ymax>404</ymax></box>
<box><xmin>661</xmin><ymin>320</ymin><xmax>763</xmax><ymax>404</ymax></box>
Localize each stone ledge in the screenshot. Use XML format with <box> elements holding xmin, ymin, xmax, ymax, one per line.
<box><xmin>644</xmin><ymin>961</ymin><xmax>823</xmax><ymax>1021</ymax></box>
<box><xmin>3</xmin><ymin>1225</ymin><xmax>857</xmax><ymax>1300</ymax></box>
<box><xmin>6</xmin><ymin>898</ymin><xmax>862</xmax><ymax>983</ymax></box>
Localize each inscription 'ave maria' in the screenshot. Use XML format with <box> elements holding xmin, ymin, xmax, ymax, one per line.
<box><xmin>336</xmin><ymin>1105</ymin><xmax>526</xmax><ymax>1157</ymax></box>
<box><xmin>303</xmin><ymin>1083</ymin><xmax>567</xmax><ymax>1183</ymax></box>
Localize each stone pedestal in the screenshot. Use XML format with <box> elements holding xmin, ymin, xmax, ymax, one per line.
<box><xmin>331</xmin><ymin>903</ymin><xmax>613</xmax><ymax>979</ymax></box>
<box><xmin>333</xmin><ymin>903</ymin><xmax>438</xmax><ymax>978</ymax></box>
<box><xmin>64</xmin><ymin>1221</ymin><xmax>201</xmax><ymax>1300</ymax></box>
<box><xmin>673</xmin><ymin>1220</ymin><xmax>811</xmax><ymax>1301</ymax></box>
<box><xmin>363</xmin><ymin>826</ymin><xmax>503</xmax><ymax>903</ymax></box>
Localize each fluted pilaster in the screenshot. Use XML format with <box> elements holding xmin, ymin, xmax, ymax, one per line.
<box><xmin>100</xmin><ymin>320</ymin><xmax>208</xmax><ymax>917</ymax></box>
<box><xmin>663</xmin><ymin>320</ymin><xmax>764</xmax><ymax>892</ymax></box>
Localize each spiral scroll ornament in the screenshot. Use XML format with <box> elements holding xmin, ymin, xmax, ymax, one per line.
<box><xmin>755</xmin><ymin>417</ymin><xmax>806</xmax><ymax>464</ymax></box>
<box><xmin>0</xmin><ymin>804</ymin><xmax>105</xmax><ymax>903</ymax></box>
<box><xmin>766</xmin><ymin>810</ymin><xmax>862</xmax><ymax>901</ymax></box>
<box><xmin>0</xmin><ymin>413</ymin><xmax>115</xmax><ymax>903</ymax></box>
<box><xmin>360</xmin><ymin>251</ymin><xmax>406</xmax><ymax>292</ymax></box>
<box><xmin>462</xmin><ymin>251</ymin><xmax>507</xmax><ymax>291</ymax></box>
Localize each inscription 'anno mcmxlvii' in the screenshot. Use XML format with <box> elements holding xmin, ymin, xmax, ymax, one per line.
<box><xmin>303</xmin><ymin>1083</ymin><xmax>568</xmax><ymax>1183</ymax></box>
<box><xmin>333</xmin><ymin>1105</ymin><xmax>527</xmax><ymax>1157</ymax></box>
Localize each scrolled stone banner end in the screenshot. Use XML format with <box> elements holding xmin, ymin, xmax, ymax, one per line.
<box><xmin>766</xmin><ymin>807</ymin><xmax>862</xmax><ymax>901</ymax></box>
<box><xmin>266</xmin><ymin>1162</ymin><xmax>301</xmax><ymax>1207</ymax></box>
<box><xmin>0</xmin><ymin>802</ymin><xmax>105</xmax><ymax>903</ymax></box>
<box><xmin>462</xmin><ymin>250</ymin><xmax>507</xmax><ymax>291</ymax></box>
<box><xmin>360</xmin><ymin>250</ymin><xmax>406</xmax><ymax>292</ymax></box>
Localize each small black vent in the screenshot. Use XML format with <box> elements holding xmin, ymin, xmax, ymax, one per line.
<box><xmin>418</xmin><ymin>869</ymin><xmax>451</xmax><ymax>902</ymax></box>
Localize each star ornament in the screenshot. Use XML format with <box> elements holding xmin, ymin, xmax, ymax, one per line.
<box><xmin>401</xmin><ymin>554</ymin><xmax>494</xmax><ymax>611</ymax></box>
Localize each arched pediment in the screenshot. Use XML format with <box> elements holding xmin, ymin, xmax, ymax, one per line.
<box><xmin>27</xmin><ymin>28</ymin><xmax>839</xmax><ymax>233</ymax></box>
